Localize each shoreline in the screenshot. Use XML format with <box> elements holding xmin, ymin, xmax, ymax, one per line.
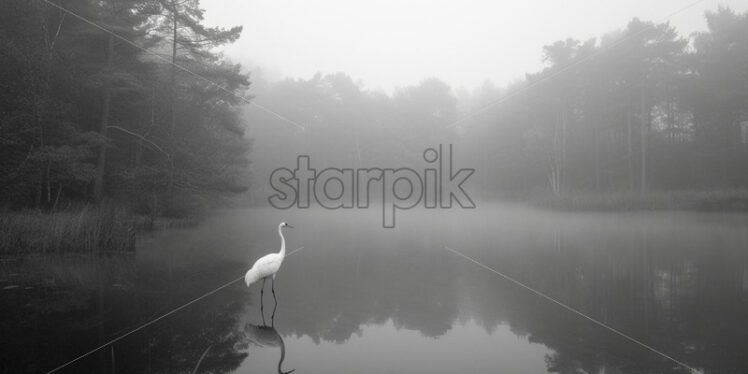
<box><xmin>4</xmin><ymin>191</ymin><xmax>748</xmax><ymax>255</ymax></box>
<box><xmin>529</xmin><ymin>190</ymin><xmax>748</xmax><ymax>212</ymax></box>
<box><xmin>0</xmin><ymin>204</ymin><xmax>202</xmax><ymax>256</ymax></box>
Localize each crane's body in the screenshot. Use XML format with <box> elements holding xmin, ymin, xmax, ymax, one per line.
<box><xmin>244</xmin><ymin>251</ymin><xmax>284</xmax><ymax>286</ymax></box>
<box><xmin>245</xmin><ymin>222</ymin><xmax>293</xmax><ymax>299</ymax></box>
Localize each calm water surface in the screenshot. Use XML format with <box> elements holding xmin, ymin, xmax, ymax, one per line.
<box><xmin>2</xmin><ymin>204</ymin><xmax>748</xmax><ymax>373</ymax></box>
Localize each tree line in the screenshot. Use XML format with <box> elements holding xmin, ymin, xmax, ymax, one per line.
<box><xmin>3</xmin><ymin>2</ymin><xmax>747</xmax><ymax>211</ymax></box>
<box><xmin>246</xmin><ymin>7</ymin><xmax>748</xmax><ymax>202</ymax></box>
<box><xmin>464</xmin><ymin>8</ymin><xmax>748</xmax><ymax>198</ymax></box>
<box><xmin>0</xmin><ymin>0</ymin><xmax>251</xmax><ymax>215</ymax></box>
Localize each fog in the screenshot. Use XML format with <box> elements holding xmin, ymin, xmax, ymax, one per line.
<box><xmin>203</xmin><ymin>0</ymin><xmax>748</xmax><ymax>92</ymax></box>
<box><xmin>243</xmin><ymin>5</ymin><xmax>748</xmax><ymax>207</ymax></box>
<box><xmin>3</xmin><ymin>1</ymin><xmax>748</xmax><ymax>373</ymax></box>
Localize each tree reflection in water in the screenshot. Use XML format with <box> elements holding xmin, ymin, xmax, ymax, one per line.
<box><xmin>265</xmin><ymin>209</ymin><xmax>748</xmax><ymax>374</ymax></box>
<box><xmin>0</xmin><ymin>256</ymin><xmax>251</xmax><ymax>373</ymax></box>
<box><xmin>2</xmin><ymin>207</ymin><xmax>748</xmax><ymax>373</ymax></box>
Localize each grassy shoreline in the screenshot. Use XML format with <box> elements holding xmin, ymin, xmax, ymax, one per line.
<box><xmin>532</xmin><ymin>190</ymin><xmax>748</xmax><ymax>212</ymax></box>
<box><xmin>0</xmin><ymin>205</ymin><xmax>137</xmax><ymax>255</ymax></box>
<box><xmin>0</xmin><ymin>187</ymin><xmax>230</xmax><ymax>256</ymax></box>
<box><xmin>0</xmin><ymin>203</ymin><xmax>204</xmax><ymax>255</ymax></box>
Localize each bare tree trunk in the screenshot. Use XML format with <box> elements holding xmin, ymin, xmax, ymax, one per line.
<box><xmin>168</xmin><ymin>0</ymin><xmax>179</xmax><ymax>195</ymax></box>
<box><xmin>134</xmin><ymin>120</ymin><xmax>144</xmax><ymax>167</ymax></box>
<box><xmin>52</xmin><ymin>183</ymin><xmax>62</xmax><ymax>211</ymax></box>
<box><xmin>550</xmin><ymin>109</ymin><xmax>561</xmax><ymax>197</ymax></box>
<box><xmin>170</xmin><ymin>0</ymin><xmax>178</xmax><ymax>135</ymax></box>
<box><xmin>354</xmin><ymin>135</ymin><xmax>362</xmax><ymax>168</ymax></box>
<box><xmin>594</xmin><ymin>110</ymin><xmax>601</xmax><ymax>192</ymax></box>
<box><xmin>46</xmin><ymin>162</ymin><xmax>51</xmax><ymax>204</ymax></box>
<box><xmin>667</xmin><ymin>89</ymin><xmax>675</xmax><ymax>143</ymax></box>
<box><xmin>34</xmin><ymin>9</ymin><xmax>65</xmax><ymax>207</ymax></box>
<box><xmin>135</xmin><ymin>88</ymin><xmax>156</xmax><ymax>167</ymax></box>
<box><xmin>627</xmin><ymin>93</ymin><xmax>635</xmax><ymax>192</ymax></box>
<box><xmin>560</xmin><ymin>100</ymin><xmax>568</xmax><ymax>196</ymax></box>
<box><xmin>94</xmin><ymin>34</ymin><xmax>115</xmax><ymax>202</ymax></box>
<box><xmin>640</xmin><ymin>85</ymin><xmax>648</xmax><ymax>194</ymax></box>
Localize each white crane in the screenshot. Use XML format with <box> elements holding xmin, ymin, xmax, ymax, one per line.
<box><xmin>245</xmin><ymin>222</ymin><xmax>294</xmax><ymax>303</ymax></box>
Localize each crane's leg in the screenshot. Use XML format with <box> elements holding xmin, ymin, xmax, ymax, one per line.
<box><xmin>271</xmin><ymin>296</ymin><xmax>278</xmax><ymax>326</ymax></box>
<box><xmin>260</xmin><ymin>277</ymin><xmax>266</xmax><ymax>324</ymax></box>
<box><xmin>270</xmin><ymin>277</ymin><xmax>278</xmax><ymax>325</ymax></box>
<box><xmin>271</xmin><ymin>277</ymin><xmax>277</xmax><ymax>303</ymax></box>
<box><xmin>260</xmin><ymin>303</ymin><xmax>266</xmax><ymax>326</ymax></box>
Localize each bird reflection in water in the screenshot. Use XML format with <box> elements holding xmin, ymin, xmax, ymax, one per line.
<box><xmin>246</xmin><ymin>298</ymin><xmax>295</xmax><ymax>374</ymax></box>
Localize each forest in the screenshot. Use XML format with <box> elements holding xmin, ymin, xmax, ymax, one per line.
<box><xmin>1</xmin><ymin>1</ymin><xmax>748</xmax><ymax>252</ymax></box>
<box><xmin>1</xmin><ymin>0</ymin><xmax>251</xmax><ymax>216</ymax></box>
<box><xmin>246</xmin><ymin>7</ymin><xmax>748</xmax><ymax>209</ymax></box>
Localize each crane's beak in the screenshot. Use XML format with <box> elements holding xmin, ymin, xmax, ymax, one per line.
<box><xmin>286</xmin><ymin>224</ymin><xmax>295</xmax><ymax>229</ymax></box>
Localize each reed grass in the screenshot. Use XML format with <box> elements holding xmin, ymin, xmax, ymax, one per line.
<box><xmin>0</xmin><ymin>204</ymin><xmax>136</xmax><ymax>255</ymax></box>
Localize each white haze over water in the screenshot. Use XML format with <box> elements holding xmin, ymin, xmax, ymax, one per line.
<box><xmin>202</xmin><ymin>0</ymin><xmax>748</xmax><ymax>92</ymax></box>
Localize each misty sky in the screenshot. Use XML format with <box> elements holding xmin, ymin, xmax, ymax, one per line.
<box><xmin>202</xmin><ymin>0</ymin><xmax>748</xmax><ymax>92</ymax></box>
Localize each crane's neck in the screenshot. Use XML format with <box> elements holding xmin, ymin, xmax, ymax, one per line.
<box><xmin>278</xmin><ymin>225</ymin><xmax>286</xmax><ymax>257</ymax></box>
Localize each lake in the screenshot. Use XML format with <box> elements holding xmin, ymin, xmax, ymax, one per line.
<box><xmin>2</xmin><ymin>204</ymin><xmax>748</xmax><ymax>373</ymax></box>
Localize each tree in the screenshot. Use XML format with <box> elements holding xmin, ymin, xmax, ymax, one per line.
<box><xmin>0</xmin><ymin>0</ymin><xmax>252</xmax><ymax>213</ymax></box>
<box><xmin>81</xmin><ymin>0</ymin><xmax>155</xmax><ymax>201</ymax></box>
<box><xmin>684</xmin><ymin>7</ymin><xmax>748</xmax><ymax>186</ymax></box>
